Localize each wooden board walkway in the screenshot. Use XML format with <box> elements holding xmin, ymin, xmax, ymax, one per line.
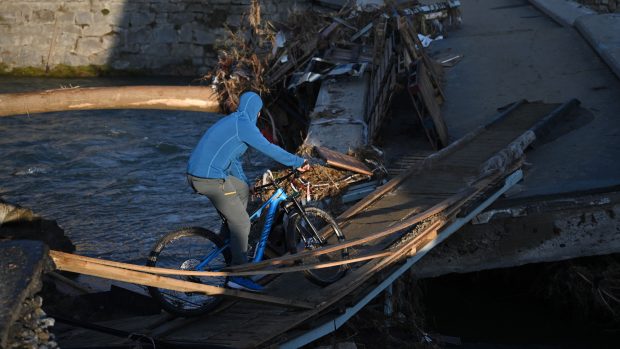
<box><xmin>53</xmin><ymin>99</ymin><xmax>579</xmax><ymax>348</ymax></box>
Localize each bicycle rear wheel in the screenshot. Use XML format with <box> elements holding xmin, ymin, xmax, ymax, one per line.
<box><xmin>146</xmin><ymin>227</ymin><xmax>230</xmax><ymax>317</ymax></box>
<box><xmin>286</xmin><ymin>207</ymin><xmax>348</xmax><ymax>286</ymax></box>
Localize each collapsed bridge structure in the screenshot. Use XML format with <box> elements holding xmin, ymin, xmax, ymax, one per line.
<box><xmin>47</xmin><ymin>99</ymin><xmax>579</xmax><ymax>348</ymax></box>
<box><xmin>3</xmin><ymin>0</ymin><xmax>620</xmax><ymax>347</ymax></box>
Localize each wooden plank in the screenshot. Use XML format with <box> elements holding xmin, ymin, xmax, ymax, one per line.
<box><xmin>316</xmin><ymin>146</ymin><xmax>373</xmax><ymax>175</ymax></box>
<box><xmin>50</xmin><ymin>249</ymin><xmax>392</xmax><ymax>277</ymax></box>
<box><xmin>50</xmin><ymin>252</ymin><xmax>316</xmax><ymax>310</ymax></box>
<box><xmin>417</xmin><ymin>61</ymin><xmax>449</xmax><ymax>147</ymax></box>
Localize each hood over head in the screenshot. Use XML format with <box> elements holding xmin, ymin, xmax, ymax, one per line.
<box><xmin>236</xmin><ymin>91</ymin><xmax>263</xmax><ymax>124</ymax></box>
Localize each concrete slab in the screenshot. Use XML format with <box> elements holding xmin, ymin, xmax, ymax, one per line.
<box><xmin>529</xmin><ymin>0</ymin><xmax>596</xmax><ymax>26</ymax></box>
<box><xmin>0</xmin><ymin>240</ymin><xmax>49</xmax><ymax>348</ymax></box>
<box><xmin>575</xmin><ymin>14</ymin><xmax>620</xmax><ymax>80</ymax></box>
<box><xmin>413</xmin><ymin>188</ymin><xmax>620</xmax><ymax>278</ymax></box>
<box><xmin>304</xmin><ymin>74</ymin><xmax>369</xmax><ymax>153</ymax></box>
<box><xmin>431</xmin><ymin>0</ymin><xmax>620</xmax><ymax>198</ymax></box>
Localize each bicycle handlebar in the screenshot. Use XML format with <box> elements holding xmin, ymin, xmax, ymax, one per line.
<box><xmin>252</xmin><ymin>168</ymin><xmax>299</xmax><ymax>192</ymax></box>
<box><xmin>252</xmin><ymin>158</ymin><xmax>325</xmax><ymax>193</ymax></box>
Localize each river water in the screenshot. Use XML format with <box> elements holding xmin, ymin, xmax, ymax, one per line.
<box><xmin>0</xmin><ymin>77</ymin><xmax>273</xmax><ymax>264</ymax></box>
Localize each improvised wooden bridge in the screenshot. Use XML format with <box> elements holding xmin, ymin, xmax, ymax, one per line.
<box><xmin>50</xmin><ymin>99</ymin><xmax>579</xmax><ymax>348</ymax></box>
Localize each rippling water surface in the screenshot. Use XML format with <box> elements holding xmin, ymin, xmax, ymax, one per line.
<box><xmin>0</xmin><ymin>77</ymin><xmax>271</xmax><ymax>263</ymax></box>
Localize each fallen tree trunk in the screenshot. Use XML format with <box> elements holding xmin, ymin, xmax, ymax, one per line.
<box><xmin>0</xmin><ymin>86</ymin><xmax>222</xmax><ymax>117</ymax></box>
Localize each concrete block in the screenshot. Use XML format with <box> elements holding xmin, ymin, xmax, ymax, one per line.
<box><xmin>170</xmin><ymin>43</ymin><xmax>192</xmax><ymax>57</ymax></box>
<box><xmin>194</xmin><ymin>28</ymin><xmax>217</xmax><ymax>45</ymax></box>
<box><xmin>56</xmin><ymin>10</ymin><xmax>75</xmax><ymax>23</ymax></box>
<box><xmin>101</xmin><ymin>34</ymin><xmax>119</xmax><ymax>49</ymax></box>
<box><xmin>149</xmin><ymin>55</ymin><xmax>178</xmax><ymax>68</ymax></box>
<box><xmin>168</xmin><ymin>12</ymin><xmax>196</xmax><ymax>25</ymax></box>
<box><xmin>58</xmin><ymin>22</ymin><xmax>82</xmax><ymax>35</ymax></box>
<box><xmin>17</xmin><ymin>48</ymin><xmax>44</xmax><ymax>67</ymax></box>
<box><xmin>101</xmin><ymin>4</ymin><xmax>126</xmax><ymax>26</ymax></box>
<box><xmin>6</xmin><ymin>31</ymin><xmax>33</xmax><ymax>46</ymax></box>
<box><xmin>143</xmin><ymin>43</ymin><xmax>172</xmax><ymax>57</ymax></box>
<box><xmin>75</xmin><ymin>37</ymin><xmax>103</xmax><ymax>57</ymax></box>
<box><xmin>12</xmin><ymin>4</ymin><xmax>33</xmax><ymax>22</ymax></box>
<box><xmin>75</xmin><ymin>11</ymin><xmax>94</xmax><ymax>26</ymax></box>
<box><xmin>0</xmin><ymin>12</ymin><xmax>17</xmax><ymax>24</ymax></box>
<box><xmin>152</xmin><ymin>24</ymin><xmax>176</xmax><ymax>43</ymax></box>
<box><xmin>31</xmin><ymin>33</ymin><xmax>56</xmax><ymax>47</ymax></box>
<box><xmin>127</xmin><ymin>27</ymin><xmax>153</xmax><ymax>43</ymax></box>
<box><xmin>0</xmin><ymin>33</ymin><xmax>15</xmax><ymax>48</ymax></box>
<box><xmin>413</xmin><ymin>192</ymin><xmax>620</xmax><ymax>278</ymax></box>
<box><xmin>178</xmin><ymin>23</ymin><xmax>193</xmax><ymax>43</ymax></box>
<box><xmin>33</xmin><ymin>9</ymin><xmax>55</xmax><ymax>23</ymax></box>
<box><xmin>82</xmin><ymin>21</ymin><xmax>112</xmax><ymax>36</ymax></box>
<box><xmin>0</xmin><ymin>241</ymin><xmax>49</xmax><ymax>349</ymax></box>
<box><xmin>88</xmin><ymin>48</ymin><xmax>113</xmax><ymax>65</ymax></box>
<box><xmin>0</xmin><ymin>51</ymin><xmax>15</xmax><ymax>68</ymax></box>
<box><xmin>186</xmin><ymin>3</ymin><xmax>210</xmax><ymax>12</ymax></box>
<box><xmin>110</xmin><ymin>59</ymin><xmax>131</xmax><ymax>70</ymax></box>
<box><xmin>128</xmin><ymin>12</ymin><xmax>154</xmax><ymax>28</ymax></box>
<box><xmin>55</xmin><ymin>31</ymin><xmax>80</xmax><ymax>52</ymax></box>
<box><xmin>119</xmin><ymin>43</ymin><xmax>142</xmax><ymax>54</ymax></box>
<box><xmin>191</xmin><ymin>44</ymin><xmax>204</xmax><ymax>57</ymax></box>
<box><xmin>151</xmin><ymin>1</ymin><xmax>186</xmax><ymax>13</ymax></box>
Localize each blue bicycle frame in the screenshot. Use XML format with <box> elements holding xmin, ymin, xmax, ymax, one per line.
<box><xmin>195</xmin><ymin>187</ymin><xmax>290</xmax><ymax>271</ymax></box>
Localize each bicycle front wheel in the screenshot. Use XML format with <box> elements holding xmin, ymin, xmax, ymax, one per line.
<box><xmin>286</xmin><ymin>207</ymin><xmax>348</xmax><ymax>286</ymax></box>
<box><xmin>146</xmin><ymin>227</ymin><xmax>230</xmax><ymax>317</ymax></box>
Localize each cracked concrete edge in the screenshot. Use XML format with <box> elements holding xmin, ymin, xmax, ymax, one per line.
<box><xmin>529</xmin><ymin>0</ymin><xmax>596</xmax><ymax>27</ymax></box>
<box><xmin>574</xmin><ymin>14</ymin><xmax>620</xmax><ymax>80</ymax></box>
<box><xmin>529</xmin><ymin>0</ymin><xmax>620</xmax><ymax>81</ymax></box>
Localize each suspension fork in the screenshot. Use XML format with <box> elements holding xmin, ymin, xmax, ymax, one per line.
<box><xmin>289</xmin><ymin>197</ymin><xmax>325</xmax><ymax>245</ymax></box>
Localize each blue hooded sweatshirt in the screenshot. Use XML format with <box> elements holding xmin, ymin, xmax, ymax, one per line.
<box><xmin>187</xmin><ymin>92</ymin><xmax>305</xmax><ymax>184</ymax></box>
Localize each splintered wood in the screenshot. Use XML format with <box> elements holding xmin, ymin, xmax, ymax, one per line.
<box><xmin>316</xmin><ymin>146</ymin><xmax>373</xmax><ymax>176</ymax></box>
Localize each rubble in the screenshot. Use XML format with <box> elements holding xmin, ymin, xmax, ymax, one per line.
<box><xmin>6</xmin><ymin>296</ymin><xmax>58</xmax><ymax>349</ymax></box>
<box><xmin>206</xmin><ymin>0</ymin><xmax>462</xmax><ymax>202</ymax></box>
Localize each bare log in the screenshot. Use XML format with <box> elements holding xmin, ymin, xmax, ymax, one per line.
<box><xmin>0</xmin><ymin>86</ymin><xmax>222</xmax><ymax>117</ymax></box>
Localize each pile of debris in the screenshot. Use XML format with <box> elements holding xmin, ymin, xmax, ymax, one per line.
<box><xmin>206</xmin><ymin>0</ymin><xmax>462</xmax><ymax>204</ymax></box>
<box><xmin>254</xmin><ymin>146</ymin><xmax>376</xmax><ymax>202</ymax></box>
<box><xmin>6</xmin><ymin>296</ymin><xmax>58</xmax><ymax>349</ymax></box>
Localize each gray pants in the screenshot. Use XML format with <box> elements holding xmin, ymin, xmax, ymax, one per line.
<box><xmin>188</xmin><ymin>175</ymin><xmax>250</xmax><ymax>265</ymax></box>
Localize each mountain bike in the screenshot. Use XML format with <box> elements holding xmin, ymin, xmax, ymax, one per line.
<box><xmin>146</xmin><ymin>169</ymin><xmax>348</xmax><ymax>316</ymax></box>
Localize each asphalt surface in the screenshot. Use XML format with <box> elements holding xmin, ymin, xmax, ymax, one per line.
<box><xmin>431</xmin><ymin>0</ymin><xmax>620</xmax><ymax>198</ymax></box>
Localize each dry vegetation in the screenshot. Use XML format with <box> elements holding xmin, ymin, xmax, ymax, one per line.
<box><xmin>204</xmin><ymin>1</ymin><xmax>392</xmax><ymax>202</ymax></box>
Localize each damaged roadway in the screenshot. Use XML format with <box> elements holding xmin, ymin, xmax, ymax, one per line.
<box><xmin>412</xmin><ymin>0</ymin><xmax>620</xmax><ymax>277</ymax></box>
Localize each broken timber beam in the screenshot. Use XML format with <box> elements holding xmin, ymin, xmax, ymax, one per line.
<box><xmin>50</xmin><ymin>251</ymin><xmax>315</xmax><ymax>310</ymax></box>
<box><xmin>0</xmin><ymin>86</ymin><xmax>221</xmax><ymax>117</ymax></box>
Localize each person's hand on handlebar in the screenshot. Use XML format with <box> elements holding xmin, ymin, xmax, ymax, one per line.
<box><xmin>297</xmin><ymin>161</ymin><xmax>311</xmax><ymax>173</ymax></box>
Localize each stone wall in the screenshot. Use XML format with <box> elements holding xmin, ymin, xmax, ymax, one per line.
<box><xmin>577</xmin><ymin>0</ymin><xmax>620</xmax><ymax>13</ymax></box>
<box><xmin>0</xmin><ymin>0</ymin><xmax>308</xmax><ymax>76</ymax></box>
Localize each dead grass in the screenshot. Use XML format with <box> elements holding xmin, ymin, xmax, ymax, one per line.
<box><xmin>254</xmin><ymin>165</ymin><xmax>367</xmax><ymax>202</ymax></box>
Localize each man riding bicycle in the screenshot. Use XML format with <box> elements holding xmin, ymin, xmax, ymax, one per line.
<box><xmin>187</xmin><ymin>91</ymin><xmax>309</xmax><ymax>292</ymax></box>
